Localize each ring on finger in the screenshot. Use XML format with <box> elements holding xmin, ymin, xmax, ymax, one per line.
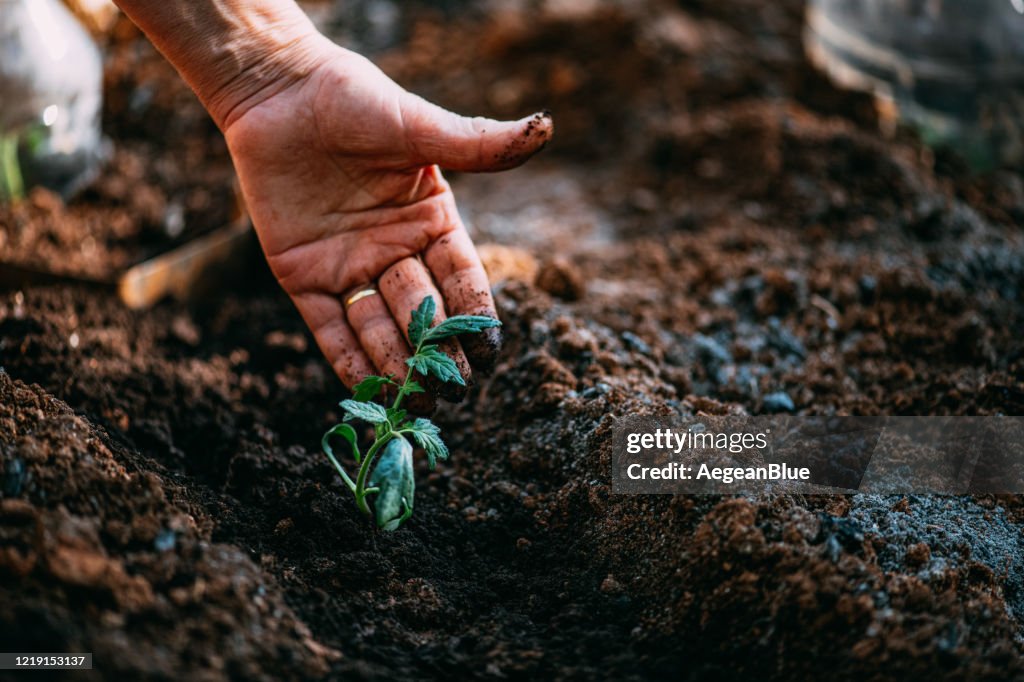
<box><xmin>345</xmin><ymin>287</ymin><xmax>379</xmax><ymax>307</ymax></box>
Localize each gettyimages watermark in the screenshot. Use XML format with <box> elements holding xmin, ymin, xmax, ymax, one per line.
<box><xmin>612</xmin><ymin>415</ymin><xmax>1024</xmax><ymax>494</ymax></box>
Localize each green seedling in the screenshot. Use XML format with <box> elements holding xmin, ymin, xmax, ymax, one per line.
<box><xmin>322</xmin><ymin>296</ymin><xmax>501</xmax><ymax>530</ymax></box>
<box><xmin>0</xmin><ymin>134</ymin><xmax>25</xmax><ymax>202</ymax></box>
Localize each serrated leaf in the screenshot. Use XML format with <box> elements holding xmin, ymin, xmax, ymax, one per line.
<box><xmin>340</xmin><ymin>399</ymin><xmax>389</xmax><ymax>424</ymax></box>
<box><xmin>408</xmin><ymin>296</ymin><xmax>436</xmax><ymax>347</ymax></box>
<box><xmin>424</xmin><ymin>315</ymin><xmax>502</xmax><ymax>342</ymax></box>
<box><xmin>407</xmin><ymin>345</ymin><xmax>465</xmax><ymax>386</ymax></box>
<box><xmin>407</xmin><ymin>417</ymin><xmax>448</xmax><ymax>469</ymax></box>
<box><xmin>352</xmin><ymin>375</ymin><xmax>392</xmax><ymax>402</ymax></box>
<box><xmin>370</xmin><ymin>437</ymin><xmax>414</xmax><ymax>530</ymax></box>
<box><xmin>404</xmin><ymin>381</ymin><xmax>425</xmax><ymax>394</ymax></box>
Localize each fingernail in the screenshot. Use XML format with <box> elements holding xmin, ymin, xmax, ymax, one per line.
<box><xmin>461</xmin><ymin>326</ymin><xmax>503</xmax><ymax>374</ymax></box>
<box><xmin>525</xmin><ymin>110</ymin><xmax>553</xmax><ymax>132</ymax></box>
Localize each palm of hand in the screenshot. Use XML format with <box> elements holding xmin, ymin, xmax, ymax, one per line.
<box><xmin>223</xmin><ymin>48</ymin><xmax>551</xmax><ymax>407</ymax></box>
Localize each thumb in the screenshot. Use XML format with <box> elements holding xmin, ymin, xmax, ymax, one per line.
<box><xmin>401</xmin><ymin>93</ymin><xmax>553</xmax><ymax>172</ymax></box>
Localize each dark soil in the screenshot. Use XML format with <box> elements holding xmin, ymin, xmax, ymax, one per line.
<box><xmin>2</xmin><ymin>0</ymin><xmax>1024</xmax><ymax>680</ymax></box>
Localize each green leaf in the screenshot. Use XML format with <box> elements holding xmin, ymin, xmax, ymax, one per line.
<box><xmin>370</xmin><ymin>437</ymin><xmax>415</xmax><ymax>530</ymax></box>
<box><xmin>387</xmin><ymin>407</ymin><xmax>408</xmax><ymax>429</ymax></box>
<box><xmin>321</xmin><ymin>423</ymin><xmax>359</xmax><ymax>490</ymax></box>
<box><xmin>407</xmin><ymin>345</ymin><xmax>465</xmax><ymax>386</ymax></box>
<box><xmin>322</xmin><ymin>423</ymin><xmax>360</xmax><ymax>460</ymax></box>
<box><xmin>352</xmin><ymin>375</ymin><xmax>393</xmax><ymax>402</ymax></box>
<box><xmin>408</xmin><ymin>296</ymin><xmax>436</xmax><ymax>347</ymax></box>
<box><xmin>404</xmin><ymin>381</ymin><xmax>425</xmax><ymax>395</ymax></box>
<box><xmin>380</xmin><ymin>516</ymin><xmax>408</xmax><ymax>532</ymax></box>
<box><xmin>406</xmin><ymin>418</ymin><xmax>448</xmax><ymax>469</ymax></box>
<box><xmin>340</xmin><ymin>399</ymin><xmax>389</xmax><ymax>424</ymax></box>
<box><xmin>424</xmin><ymin>315</ymin><xmax>502</xmax><ymax>342</ymax></box>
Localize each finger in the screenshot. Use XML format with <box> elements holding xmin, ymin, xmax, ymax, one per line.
<box><xmin>291</xmin><ymin>292</ymin><xmax>377</xmax><ymax>390</ymax></box>
<box><xmin>379</xmin><ymin>257</ymin><xmax>471</xmax><ymax>403</ymax></box>
<box><xmin>423</xmin><ymin>227</ymin><xmax>502</xmax><ymax>372</ymax></box>
<box><xmin>401</xmin><ymin>93</ymin><xmax>553</xmax><ymax>173</ymax></box>
<box><xmin>344</xmin><ymin>286</ymin><xmax>435</xmax><ymax>414</ymax></box>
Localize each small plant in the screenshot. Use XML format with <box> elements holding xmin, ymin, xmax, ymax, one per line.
<box><xmin>0</xmin><ymin>134</ymin><xmax>25</xmax><ymax>201</ymax></box>
<box><xmin>322</xmin><ymin>296</ymin><xmax>501</xmax><ymax>530</ymax></box>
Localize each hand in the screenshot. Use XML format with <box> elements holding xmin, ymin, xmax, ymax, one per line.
<box><xmin>222</xmin><ymin>41</ymin><xmax>552</xmax><ymax>407</ymax></box>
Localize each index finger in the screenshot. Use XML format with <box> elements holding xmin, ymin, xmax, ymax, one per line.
<box><xmin>423</xmin><ymin>225</ymin><xmax>502</xmax><ymax>372</ymax></box>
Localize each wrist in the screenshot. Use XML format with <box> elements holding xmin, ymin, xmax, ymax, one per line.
<box><xmin>205</xmin><ymin>15</ymin><xmax>331</xmax><ymax>130</ymax></box>
<box><xmin>115</xmin><ymin>1</ymin><xmax>331</xmax><ymax>129</ymax></box>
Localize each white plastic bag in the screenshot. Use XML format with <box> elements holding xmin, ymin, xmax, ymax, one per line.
<box><xmin>0</xmin><ymin>0</ymin><xmax>105</xmax><ymax>200</ymax></box>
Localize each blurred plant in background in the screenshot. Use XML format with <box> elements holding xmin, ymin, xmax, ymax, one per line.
<box><xmin>0</xmin><ymin>0</ymin><xmax>106</xmax><ymax>201</ymax></box>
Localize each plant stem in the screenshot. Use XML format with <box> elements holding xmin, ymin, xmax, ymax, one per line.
<box><xmin>325</xmin><ymin>449</ymin><xmax>357</xmax><ymax>492</ymax></box>
<box><xmin>351</xmin><ymin>335</ymin><xmax>426</xmax><ymax>515</ymax></box>
<box><xmin>392</xmin><ymin>366</ymin><xmax>416</xmax><ymax>411</ymax></box>
<box><xmin>354</xmin><ymin>432</ymin><xmax>393</xmax><ymax>515</ymax></box>
<box><xmin>391</xmin><ymin>335</ymin><xmax>427</xmax><ymax>412</ymax></box>
<box><xmin>0</xmin><ymin>134</ymin><xmax>24</xmax><ymax>202</ymax></box>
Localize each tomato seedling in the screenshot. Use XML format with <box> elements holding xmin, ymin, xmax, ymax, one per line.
<box><xmin>322</xmin><ymin>296</ymin><xmax>501</xmax><ymax>530</ymax></box>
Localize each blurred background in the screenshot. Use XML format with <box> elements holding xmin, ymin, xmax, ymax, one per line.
<box><xmin>2</xmin><ymin>0</ymin><xmax>1022</xmax><ymax>296</ymax></box>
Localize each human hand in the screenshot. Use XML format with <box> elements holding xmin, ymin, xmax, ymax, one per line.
<box><xmin>221</xmin><ymin>40</ymin><xmax>552</xmax><ymax>407</ymax></box>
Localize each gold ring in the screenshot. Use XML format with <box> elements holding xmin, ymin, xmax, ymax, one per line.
<box><xmin>345</xmin><ymin>288</ymin><xmax>378</xmax><ymax>307</ymax></box>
